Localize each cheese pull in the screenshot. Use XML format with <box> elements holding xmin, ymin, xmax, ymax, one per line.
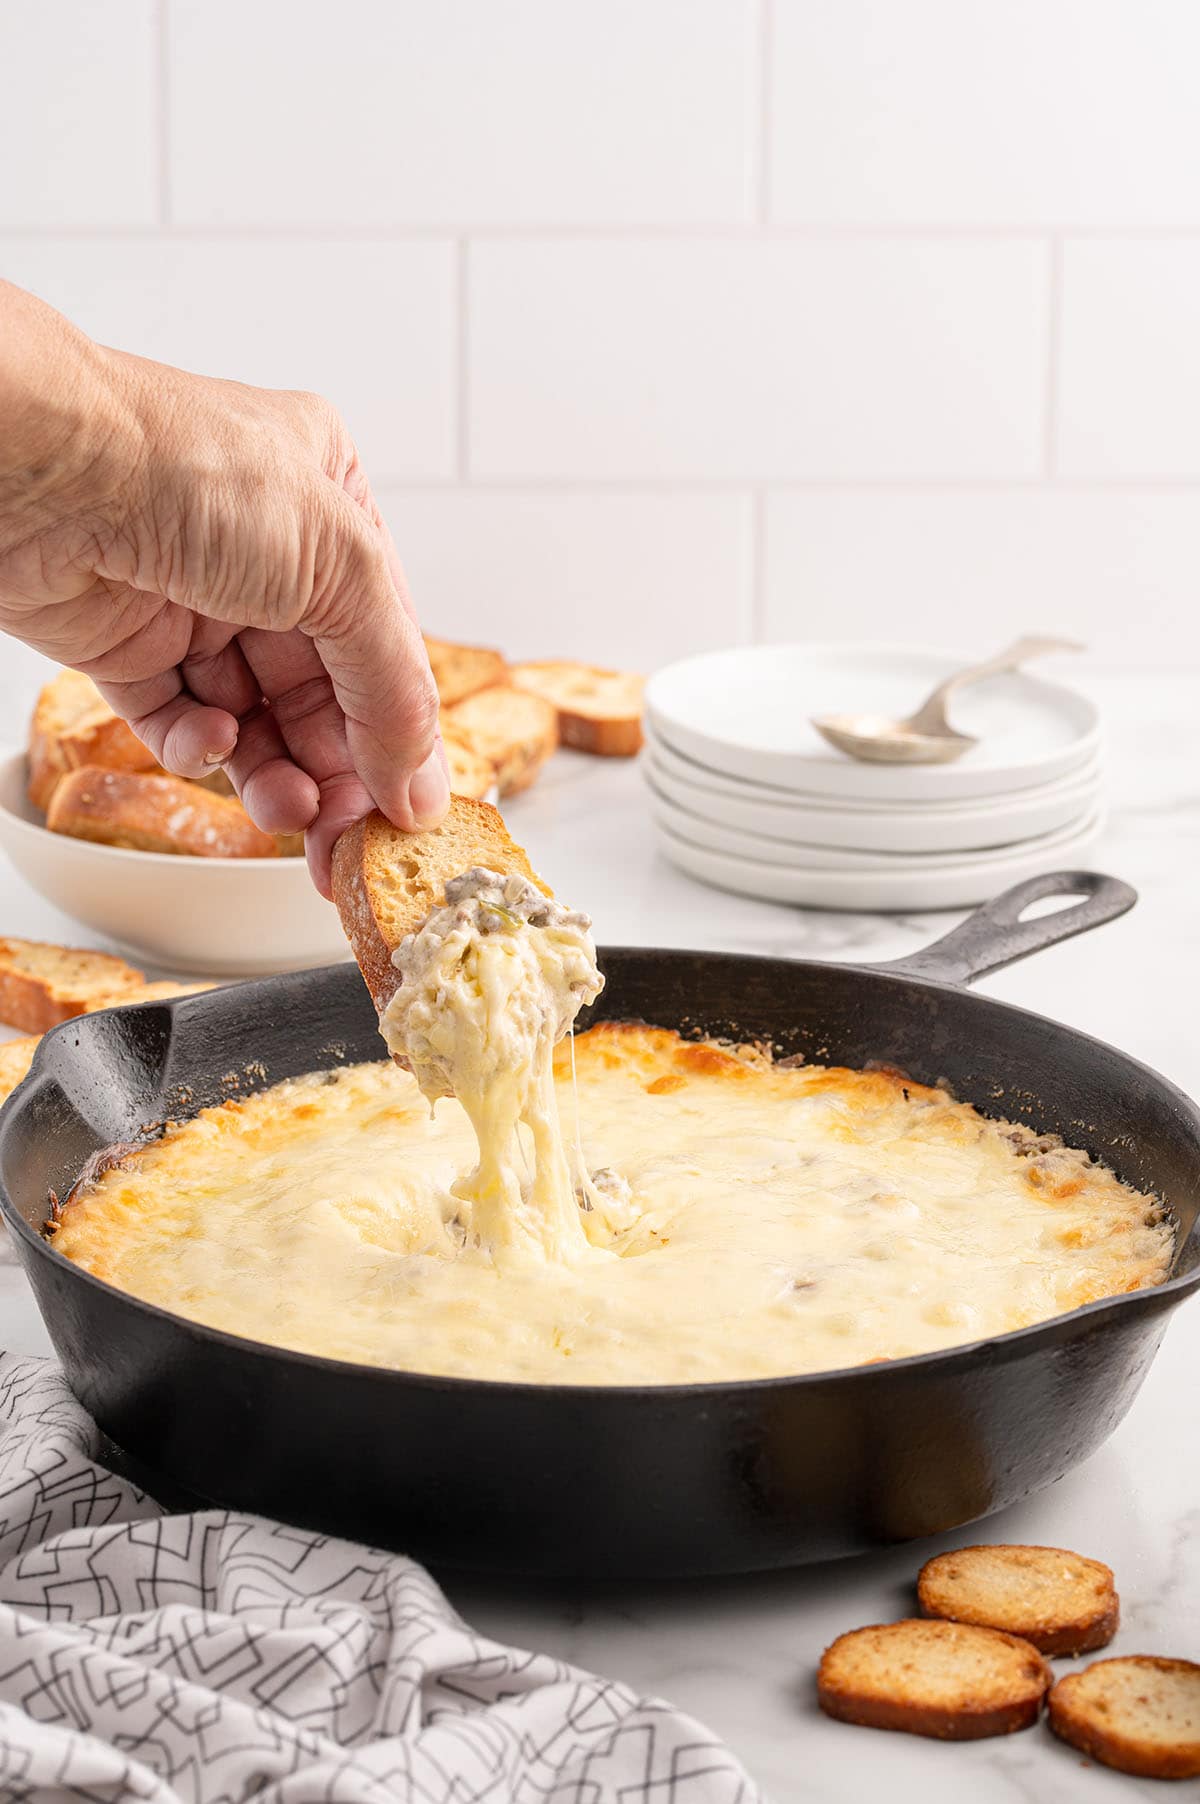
<box><xmin>331</xmin><ymin>800</ymin><xmax>605</xmax><ymax>1263</ymax></box>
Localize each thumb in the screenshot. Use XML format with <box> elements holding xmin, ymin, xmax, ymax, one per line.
<box><xmin>306</xmin><ymin>490</ymin><xmax>449</xmax><ymax>833</ymax></box>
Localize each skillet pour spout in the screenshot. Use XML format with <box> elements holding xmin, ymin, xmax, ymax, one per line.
<box><xmin>1</xmin><ymin>869</ymin><xmax>1197</xmax><ymax>1577</ymax></box>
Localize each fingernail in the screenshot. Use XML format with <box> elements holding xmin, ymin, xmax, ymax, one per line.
<box><xmin>409</xmin><ymin>747</ymin><xmax>451</xmax><ymax>829</ymax></box>
<box><xmin>203</xmin><ymin>742</ymin><xmax>236</xmax><ymax>766</ymax></box>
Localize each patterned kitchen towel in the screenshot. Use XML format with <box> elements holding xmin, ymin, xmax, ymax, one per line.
<box><xmin>0</xmin><ymin>1355</ymin><xmax>762</xmax><ymax>1804</ymax></box>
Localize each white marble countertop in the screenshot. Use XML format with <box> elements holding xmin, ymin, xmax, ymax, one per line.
<box><xmin>1</xmin><ymin>668</ymin><xmax>1198</xmax><ymax>1801</ymax></box>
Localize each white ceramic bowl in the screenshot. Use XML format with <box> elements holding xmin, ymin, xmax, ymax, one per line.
<box><xmin>645</xmin><ymin>643</ymin><xmax>1101</xmax><ymax>803</ymax></box>
<box><xmin>0</xmin><ymin>752</ymin><xmax>351</xmax><ymax>975</ymax></box>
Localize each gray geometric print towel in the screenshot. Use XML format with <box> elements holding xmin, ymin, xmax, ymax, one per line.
<box><xmin>0</xmin><ymin>1355</ymin><xmax>762</xmax><ymax>1803</ymax></box>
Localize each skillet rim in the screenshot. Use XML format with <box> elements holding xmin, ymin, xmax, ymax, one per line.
<box><xmin>2</xmin><ymin>949</ymin><xmax>1198</xmax><ymax>1402</ymax></box>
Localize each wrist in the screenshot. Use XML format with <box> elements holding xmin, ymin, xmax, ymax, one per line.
<box><xmin>0</xmin><ymin>283</ymin><xmax>144</xmax><ymax>551</ymax></box>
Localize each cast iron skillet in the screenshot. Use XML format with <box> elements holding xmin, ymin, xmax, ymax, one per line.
<box><xmin>1</xmin><ymin>870</ymin><xmax>1198</xmax><ymax>1577</ymax></box>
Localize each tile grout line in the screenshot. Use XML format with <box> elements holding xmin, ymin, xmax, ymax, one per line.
<box><xmin>6</xmin><ymin>223</ymin><xmax>1200</xmax><ymax>242</ymax></box>
<box><xmin>368</xmin><ymin>476</ymin><xmax>1200</xmax><ymax>496</ymax></box>
<box><xmin>156</xmin><ymin>0</ymin><xmax>171</xmax><ymax>227</ymax></box>
<box><xmin>1044</xmin><ymin>234</ymin><xmax>1063</xmax><ymax>478</ymax></box>
<box><xmin>455</xmin><ymin>239</ymin><xmax>470</xmax><ymax>480</ymax></box>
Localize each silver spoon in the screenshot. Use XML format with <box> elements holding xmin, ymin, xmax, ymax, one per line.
<box><xmin>812</xmin><ymin>636</ymin><xmax>1084</xmax><ymax>765</ymax></box>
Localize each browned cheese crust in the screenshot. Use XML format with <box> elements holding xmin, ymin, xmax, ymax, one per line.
<box><xmin>46</xmin><ymin>1019</ymin><xmax>1177</xmax><ymax>1385</ymax></box>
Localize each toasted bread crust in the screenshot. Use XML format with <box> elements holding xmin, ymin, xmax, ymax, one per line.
<box><xmin>558</xmin><ymin>713</ymin><xmax>643</xmax><ymax>757</ymax></box>
<box><xmin>817</xmin><ymin>1620</ymin><xmax>1051</xmax><ymax>1741</ymax></box>
<box><xmin>0</xmin><ymin>1034</ymin><xmax>41</xmax><ymax>1103</ymax></box>
<box><xmin>0</xmin><ymin>938</ymin><xmax>145</xmax><ymax>1034</ymax></box>
<box><xmin>85</xmin><ymin>979</ymin><xmax>217</xmax><ymax>1010</ymax></box>
<box><xmin>424</xmin><ymin>637</ymin><xmax>509</xmax><ymax>707</ymax></box>
<box><xmin>441</xmin><ymin>726</ymin><xmax>498</xmax><ymax>800</ymax></box>
<box><xmin>47</xmin><ymin>768</ymin><xmax>278</xmax><ymax>858</ymax></box>
<box><xmin>510</xmin><ymin>661</ymin><xmax>644</xmax><ymax>757</ymax></box>
<box><xmin>331</xmin><ymin>799</ymin><xmax>549</xmax><ymax>1017</ymax></box>
<box><xmin>0</xmin><ymin>978</ymin><xmax>214</xmax><ymax>1104</ymax></box>
<box><xmin>443</xmin><ymin>687</ymin><xmax>558</xmax><ymax>796</ymax></box>
<box><xmin>918</xmin><ymin>1544</ymin><xmax>1119</xmax><ymax>1656</ymax></box>
<box><xmin>27</xmin><ymin>669</ymin><xmax>157</xmax><ymax>811</ymax></box>
<box><xmin>329</xmin><ymin>815</ymin><xmax>399</xmax><ymax>1017</ymax></box>
<box><xmin>1049</xmin><ymin>1657</ymin><xmax>1200</xmax><ymax>1779</ymax></box>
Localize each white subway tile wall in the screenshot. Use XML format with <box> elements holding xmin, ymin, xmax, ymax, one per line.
<box><xmin>1058</xmin><ymin>241</ymin><xmax>1200</xmax><ymax>479</ymax></box>
<box><xmin>469</xmin><ymin>239</ymin><xmax>1049</xmax><ymax>480</ymax></box>
<box><xmin>769</xmin><ymin>0</ymin><xmax>1200</xmax><ymax>227</ymax></box>
<box><xmin>0</xmin><ymin>0</ymin><xmax>1196</xmax><ymax>668</ymax></box>
<box><xmin>764</xmin><ymin>491</ymin><xmax>1200</xmax><ymax>661</ymax></box>
<box><xmin>378</xmin><ymin>491</ymin><xmax>754</xmax><ymax>668</ymax></box>
<box><xmin>0</xmin><ymin>240</ymin><xmax>456</xmax><ymax>478</ymax></box>
<box><xmin>170</xmin><ymin>0</ymin><xmax>755</xmax><ymax>227</ymax></box>
<box><xmin>0</xmin><ymin>2</ymin><xmax>158</xmax><ymax>227</ymax></box>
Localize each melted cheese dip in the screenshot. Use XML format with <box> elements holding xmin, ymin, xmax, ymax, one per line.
<box><xmin>51</xmin><ymin>1023</ymin><xmax>1173</xmax><ymax>1385</ymax></box>
<box><xmin>379</xmin><ymin>867</ymin><xmax>604</xmax><ymax>1262</ymax></box>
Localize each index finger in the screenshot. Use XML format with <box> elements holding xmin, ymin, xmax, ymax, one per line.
<box><xmin>302</xmin><ymin>488</ymin><xmax>447</xmax><ymax>830</ymax></box>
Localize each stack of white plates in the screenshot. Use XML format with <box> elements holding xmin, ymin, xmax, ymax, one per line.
<box><xmin>643</xmin><ymin>644</ymin><xmax>1104</xmax><ymax>911</ymax></box>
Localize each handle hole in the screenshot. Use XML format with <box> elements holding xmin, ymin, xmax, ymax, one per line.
<box><xmin>1018</xmin><ymin>891</ymin><xmax>1088</xmax><ymax>922</ymax></box>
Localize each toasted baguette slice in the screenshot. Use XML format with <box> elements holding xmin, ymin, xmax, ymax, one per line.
<box><xmin>0</xmin><ymin>978</ymin><xmax>217</xmax><ymax>1105</ymax></box>
<box><xmin>441</xmin><ymin>726</ymin><xmax>498</xmax><ymax>801</ymax></box>
<box><xmin>425</xmin><ymin>636</ymin><xmax>509</xmax><ymax>707</ymax></box>
<box><xmin>28</xmin><ymin>669</ymin><xmax>157</xmax><ymax>811</ymax></box>
<box><xmin>918</xmin><ymin>1544</ymin><xmax>1118</xmax><ymax>1656</ymax></box>
<box><xmin>443</xmin><ymin>686</ymin><xmax>558</xmax><ymax>796</ymax></box>
<box><xmin>192</xmin><ymin>765</ymin><xmax>236</xmax><ymax>798</ymax></box>
<box><xmin>161</xmin><ymin>758</ymin><xmax>298</xmax><ymax>847</ymax></box>
<box><xmin>0</xmin><ymin>938</ymin><xmax>145</xmax><ymax>1033</ymax></box>
<box><xmin>83</xmin><ymin>978</ymin><xmax>217</xmax><ymax>1011</ymax></box>
<box><xmin>47</xmin><ymin>768</ymin><xmax>278</xmax><ymax>858</ymax></box>
<box><xmin>0</xmin><ymin>1035</ymin><xmax>41</xmax><ymax>1103</ymax></box>
<box><xmin>817</xmin><ymin>1620</ymin><xmax>1050</xmax><ymax>1741</ymax></box>
<box><xmin>510</xmin><ymin>660</ymin><xmax>644</xmax><ymax>757</ymax></box>
<box><xmin>331</xmin><ymin>798</ymin><xmax>549</xmax><ymax>1018</ymax></box>
<box><xmin>1049</xmin><ymin>1657</ymin><xmax>1200</xmax><ymax>1779</ymax></box>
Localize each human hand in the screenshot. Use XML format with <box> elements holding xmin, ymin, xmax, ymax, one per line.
<box><xmin>0</xmin><ymin>280</ymin><xmax>448</xmax><ymax>894</ymax></box>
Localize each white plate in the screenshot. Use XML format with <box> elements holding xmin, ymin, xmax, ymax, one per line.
<box><xmin>654</xmin><ymin>811</ymin><xmax>1106</xmax><ymax>912</ymax></box>
<box><xmin>643</xmin><ymin>746</ymin><xmax>1104</xmax><ymax>854</ymax></box>
<box><xmin>0</xmin><ymin>752</ymin><xmax>351</xmax><ymax>975</ymax></box>
<box><xmin>647</xmin><ymin>782</ymin><xmax>1101</xmax><ymax>871</ymax></box>
<box><xmin>644</xmin><ymin>719</ymin><xmax>1101</xmax><ymax>812</ymax></box>
<box><xmin>645</xmin><ymin>643</ymin><xmax>1101</xmax><ymax>803</ymax></box>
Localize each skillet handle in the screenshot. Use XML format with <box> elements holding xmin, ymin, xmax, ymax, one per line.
<box><xmin>875</xmin><ymin>870</ymin><xmax>1137</xmax><ymax>987</ymax></box>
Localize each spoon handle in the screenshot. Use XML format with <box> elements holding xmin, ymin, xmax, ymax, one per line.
<box><xmin>907</xmin><ymin>635</ymin><xmax>1083</xmax><ymax>735</ymax></box>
